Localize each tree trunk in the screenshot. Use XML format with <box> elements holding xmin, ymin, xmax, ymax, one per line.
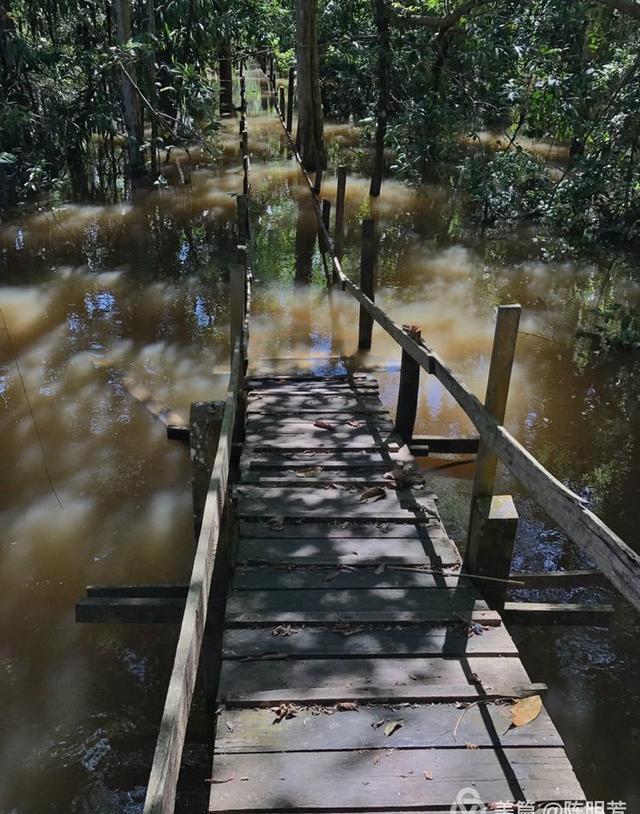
<box><xmin>219</xmin><ymin>42</ymin><xmax>234</xmax><ymax>115</ymax></box>
<box><xmin>370</xmin><ymin>0</ymin><xmax>390</xmax><ymax>196</ymax></box>
<box><xmin>295</xmin><ymin>0</ymin><xmax>326</xmax><ymax>172</ymax></box>
<box><xmin>113</xmin><ymin>0</ymin><xmax>145</xmax><ymax>186</ymax></box>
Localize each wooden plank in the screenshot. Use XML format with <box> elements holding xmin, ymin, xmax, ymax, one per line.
<box><xmin>246</xmin><ymin>394</ymin><xmax>385</xmax><ymax>412</ymax></box>
<box><xmin>222</xmin><ymin>624</ymin><xmax>517</xmax><ymax>659</ymax></box>
<box><xmin>219</xmin><ymin>656</ymin><xmax>529</xmax><ymax>700</ymax></box>
<box><xmin>243</xmin><ymin>433</ymin><xmax>398</xmax><ymax>451</ymax></box>
<box><xmin>224</xmin><ymin>681</ymin><xmax>548</xmax><ymax>707</ymax></box>
<box><xmin>410</xmin><ymin>435</ymin><xmax>479</xmax><ymax>455</ymax></box>
<box><xmin>215</xmin><ymin>702</ymin><xmax>560</xmax><ymax>753</ymax></box>
<box><xmin>236</xmin><ymin>487</ymin><xmax>438</xmax><ymax>521</ymax></box>
<box><xmin>87</xmin><ymin>584</ymin><xmax>188</xmax><ymax>597</ymax></box>
<box><xmin>225</xmin><ymin>588</ymin><xmax>488</xmax><ymax>624</ymax></box>
<box><xmin>231</xmin><ymin>566</ymin><xmax>466</xmax><ymax>591</ymax></box>
<box><xmin>511</xmin><ymin>569</ymin><xmax>607</xmax><ymax>588</ymax></box>
<box><xmin>208</xmin><ymin>746</ymin><xmax>583</xmax><ymax>811</ymax></box>
<box><xmin>503</xmin><ymin>602</ymin><xmax>615</xmax><ymax>624</ymax></box>
<box><xmin>238</xmin><ymin>519</ymin><xmax>449</xmax><ymax>541</ymax></box>
<box><xmin>240</xmin><ymin>450</ymin><xmax>415</xmax><ymax>469</ymax></box>
<box><xmin>236</xmin><ymin>538</ymin><xmax>458</xmax><ymax>567</ymax></box>
<box><xmin>246</xmin><ymin>414</ymin><xmax>393</xmax><ymax>428</ymax></box>
<box><xmin>142</xmin><ymin>340</ymin><xmax>242</xmax><ymax>814</ymax></box>
<box><xmin>76</xmin><ymin>597</ymin><xmax>184</xmax><ymax>624</ymax></box>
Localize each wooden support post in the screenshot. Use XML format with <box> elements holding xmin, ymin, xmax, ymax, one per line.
<box><xmin>358</xmin><ymin>218</ymin><xmax>375</xmax><ymax>350</ymax></box>
<box><xmin>334</xmin><ymin>165</ymin><xmax>347</xmax><ymax>261</ymax></box>
<box><xmin>395</xmin><ymin>325</ymin><xmax>421</xmax><ymax>443</ymax></box>
<box><xmin>240</xmin><ymin>127</ymin><xmax>248</xmax><ymax>158</ymax></box>
<box><xmin>465</xmin><ymin>304</ymin><xmax>521</xmax><ymax>608</ymax></box>
<box><xmin>236</xmin><ymin>193</ymin><xmax>248</xmax><ymax>245</ymax></box>
<box><xmin>230</xmin><ymin>259</ymin><xmax>245</xmax><ymax>351</ymax></box>
<box><xmin>321</xmin><ymin>198</ymin><xmax>331</xmax><ymax>253</ymax></box>
<box><xmin>286</xmin><ymin>67</ymin><xmax>295</xmax><ymax>133</ymax></box>
<box><xmin>239</xmin><ymin>58</ymin><xmax>244</xmax><ymax>78</ymax></box>
<box><xmin>243</xmin><ymin>155</ymin><xmax>250</xmax><ymax>196</ymax></box>
<box><xmin>240</xmin><ymin>75</ymin><xmax>246</xmax><ymax>114</ymax></box>
<box><xmin>313</xmin><ymin>167</ymin><xmax>323</xmax><ymax>196</ymax></box>
<box><xmin>279</xmin><ymin>85</ymin><xmax>286</xmax><ymax>122</ymax></box>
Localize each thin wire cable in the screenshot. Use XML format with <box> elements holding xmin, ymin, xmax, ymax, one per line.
<box><xmin>0</xmin><ymin>307</ymin><xmax>64</xmax><ymax>509</ymax></box>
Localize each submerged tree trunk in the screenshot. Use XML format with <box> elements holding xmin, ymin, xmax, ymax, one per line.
<box><xmin>370</xmin><ymin>0</ymin><xmax>390</xmax><ymax>197</ymax></box>
<box><xmin>113</xmin><ymin>0</ymin><xmax>145</xmax><ymax>185</ymax></box>
<box><xmin>295</xmin><ymin>0</ymin><xmax>326</xmax><ymax>172</ymax></box>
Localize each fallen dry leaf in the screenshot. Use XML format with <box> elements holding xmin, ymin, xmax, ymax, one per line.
<box><xmin>267</xmin><ymin>516</ymin><xmax>285</xmax><ymax>531</ymax></box>
<box><xmin>336</xmin><ymin>701</ymin><xmax>359</xmax><ymax>711</ymax></box>
<box><xmin>465</xmin><ymin>742</ymin><xmax>479</xmax><ymax>750</ymax></box>
<box><xmin>270</xmin><ymin>703</ymin><xmax>299</xmax><ymax>723</ymax></box>
<box><xmin>424</xmin><ymin>770</ymin><xmax>433</xmax><ymax>781</ymax></box>
<box><xmin>272</xmin><ymin>624</ymin><xmax>296</xmax><ymax>637</ymax></box>
<box><xmin>359</xmin><ymin>486</ymin><xmax>386</xmax><ymax>503</ymax></box>
<box><xmin>384</xmin><ymin>719</ymin><xmax>404</xmax><ymax>737</ymax></box>
<box><xmin>295</xmin><ymin>466</ymin><xmax>323</xmax><ymax>478</ymax></box>
<box><xmin>206</xmin><ymin>772</ymin><xmax>236</xmax><ymax>784</ymax></box>
<box><xmin>374</xmin><ymin>563</ymin><xmax>386</xmax><ymax>575</ymax></box>
<box><xmin>511</xmin><ymin>694</ymin><xmax>542</xmax><ymax>727</ymax></box>
<box><xmin>313</xmin><ymin>419</ymin><xmax>335</xmax><ymax>431</ymax></box>
<box><xmin>225</xmin><ymin>720</ymin><xmax>234</xmax><ymax>732</ymax></box>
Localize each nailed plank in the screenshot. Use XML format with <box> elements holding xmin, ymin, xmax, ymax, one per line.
<box><xmin>243</xmin><ymin>433</ymin><xmax>397</xmax><ymax>451</ymax></box>
<box><xmin>76</xmin><ymin>597</ymin><xmax>185</xmax><ymax>624</ymax></box>
<box><xmin>219</xmin><ymin>656</ymin><xmax>530</xmax><ymax>699</ymax></box>
<box><xmin>410</xmin><ymin>435</ymin><xmax>480</xmax><ymax>455</ymax></box>
<box><xmin>224</xmin><ymin>681</ymin><xmax>548</xmax><ymax>707</ymax></box>
<box><xmin>236</xmin><ymin>538</ymin><xmax>458</xmax><ymax>567</ymax></box>
<box><xmin>240</xmin><ymin>449</ymin><xmax>416</xmax><ymax>469</ymax></box>
<box><xmin>246</xmin><ymin>416</ymin><xmax>394</xmax><ymax>432</ymax></box>
<box><xmin>238</xmin><ymin>520</ymin><xmax>445</xmax><ymax>540</ymax></box>
<box><xmin>510</xmin><ymin>569</ymin><xmax>608</xmax><ymax>588</ymax></box>
<box><xmin>225</xmin><ymin>588</ymin><xmax>488</xmax><ymax>625</ymax></box>
<box><xmin>236</xmin><ymin>487</ymin><xmax>438</xmax><ymax>521</ymax></box>
<box><xmin>503</xmin><ymin>602</ymin><xmax>615</xmax><ymax>624</ymax></box>
<box><xmin>247</xmin><ymin>398</ymin><xmax>387</xmax><ymax>414</ymax></box>
<box><xmin>208</xmin><ymin>746</ymin><xmax>583</xmax><ymax>811</ymax></box>
<box><xmin>215</xmin><ymin>702</ymin><xmax>560</xmax><ymax>752</ymax></box>
<box><xmin>231</xmin><ymin>566</ymin><xmax>466</xmax><ymax>591</ymax></box>
<box><xmin>222</xmin><ymin>624</ymin><xmax>517</xmax><ymax>659</ymax></box>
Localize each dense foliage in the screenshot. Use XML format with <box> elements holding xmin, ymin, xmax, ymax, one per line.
<box><xmin>2</xmin><ymin>0</ymin><xmax>640</xmax><ymax>242</ymax></box>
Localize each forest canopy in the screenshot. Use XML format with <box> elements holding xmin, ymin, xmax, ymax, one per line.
<box><xmin>1</xmin><ymin>0</ymin><xmax>640</xmax><ymax>240</ymax></box>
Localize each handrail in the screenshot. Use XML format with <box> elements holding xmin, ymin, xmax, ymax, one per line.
<box><xmin>267</xmin><ymin>72</ymin><xmax>640</xmax><ymax>614</ymax></box>
<box><xmin>142</xmin><ymin>338</ymin><xmax>242</xmax><ymax>814</ymax></box>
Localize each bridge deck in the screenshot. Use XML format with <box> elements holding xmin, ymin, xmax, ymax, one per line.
<box><xmin>208</xmin><ymin>372</ymin><xmax>584</xmax><ymax>812</ymax></box>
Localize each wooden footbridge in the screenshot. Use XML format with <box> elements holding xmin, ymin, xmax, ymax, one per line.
<box><xmin>76</xmin><ymin>59</ymin><xmax>640</xmax><ymax>814</ymax></box>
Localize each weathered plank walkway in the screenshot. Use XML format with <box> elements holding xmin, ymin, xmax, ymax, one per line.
<box><xmin>208</xmin><ymin>371</ymin><xmax>585</xmax><ymax>812</ymax></box>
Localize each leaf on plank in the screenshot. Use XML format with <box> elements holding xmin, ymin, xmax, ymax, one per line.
<box><xmin>359</xmin><ymin>485</ymin><xmax>386</xmax><ymax>503</ymax></box>
<box><xmin>424</xmin><ymin>770</ymin><xmax>433</xmax><ymax>781</ymax></box>
<box><xmin>374</xmin><ymin>563</ymin><xmax>386</xmax><ymax>575</ymax></box>
<box><xmin>384</xmin><ymin>719</ymin><xmax>404</xmax><ymax>737</ymax></box>
<box><xmin>206</xmin><ymin>772</ymin><xmax>236</xmax><ymax>784</ymax></box>
<box><xmin>336</xmin><ymin>701</ymin><xmax>359</xmax><ymax>711</ymax></box>
<box><xmin>511</xmin><ymin>694</ymin><xmax>542</xmax><ymax>727</ymax></box>
<box><xmin>313</xmin><ymin>419</ymin><xmax>335</xmax><ymax>431</ymax></box>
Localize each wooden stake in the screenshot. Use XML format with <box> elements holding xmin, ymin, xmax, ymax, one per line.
<box><xmin>395</xmin><ymin>325</ymin><xmax>421</xmax><ymax>443</ymax></box>
<box><xmin>286</xmin><ymin>67</ymin><xmax>295</xmax><ymax>133</ymax></box>
<box><xmin>279</xmin><ymin>85</ymin><xmax>286</xmax><ymax>122</ymax></box>
<box><xmin>465</xmin><ymin>304</ymin><xmax>521</xmax><ymax>607</ymax></box>
<box><xmin>313</xmin><ymin>167</ymin><xmax>323</xmax><ymax>196</ymax></box>
<box><xmin>334</xmin><ymin>165</ymin><xmax>347</xmax><ymax>261</ymax></box>
<box><xmin>358</xmin><ymin>219</ymin><xmax>375</xmax><ymax>350</ymax></box>
<box><xmin>321</xmin><ymin>198</ymin><xmax>331</xmax><ymax>253</ymax></box>
<box><xmin>240</xmin><ymin>75</ymin><xmax>246</xmax><ymax>115</ymax></box>
<box><xmin>236</xmin><ymin>193</ymin><xmax>248</xmax><ymax>245</ymax></box>
<box><xmin>243</xmin><ymin>155</ymin><xmax>250</xmax><ymax>196</ymax></box>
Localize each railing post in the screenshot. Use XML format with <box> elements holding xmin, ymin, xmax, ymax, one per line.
<box><xmin>465</xmin><ymin>304</ymin><xmax>521</xmax><ymax>608</ymax></box>
<box><xmin>242</xmin><ymin>155</ymin><xmax>250</xmax><ymax>195</ymax></box>
<box><xmin>286</xmin><ymin>67</ymin><xmax>295</xmax><ymax>133</ymax></box>
<box><xmin>236</xmin><ymin>192</ymin><xmax>248</xmax><ymax>246</ymax></box>
<box><xmin>279</xmin><ymin>85</ymin><xmax>286</xmax><ymax>122</ymax></box>
<box><xmin>313</xmin><ymin>167</ymin><xmax>323</xmax><ymax>196</ymax></box>
<box><xmin>240</xmin><ymin>125</ymin><xmax>248</xmax><ymax>158</ymax></box>
<box><xmin>334</xmin><ymin>165</ymin><xmax>347</xmax><ymax>261</ymax></box>
<box><xmin>321</xmin><ymin>198</ymin><xmax>331</xmax><ymax>252</ymax></box>
<box><xmin>358</xmin><ymin>218</ymin><xmax>375</xmax><ymax>350</ymax></box>
<box><xmin>240</xmin><ymin>75</ymin><xmax>246</xmax><ymax>115</ymax></box>
<box><xmin>395</xmin><ymin>325</ymin><xmax>421</xmax><ymax>443</ymax></box>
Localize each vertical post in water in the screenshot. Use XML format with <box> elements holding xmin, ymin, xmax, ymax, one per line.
<box><xmin>232</xmin><ymin>195</ymin><xmax>248</xmax><ymax>351</ymax></box>
<box><xmin>320</xmin><ymin>198</ymin><xmax>331</xmax><ymax>254</ymax></box>
<box><xmin>241</xmin><ymin>126</ymin><xmax>248</xmax><ymax>158</ymax></box>
<box><xmin>239</xmin><ymin>57</ymin><xmax>244</xmax><ymax>78</ymax></box>
<box><xmin>358</xmin><ymin>218</ymin><xmax>375</xmax><ymax>350</ymax></box>
<box><xmin>243</xmin><ymin>155</ymin><xmax>250</xmax><ymax>196</ymax></box>
<box><xmin>334</xmin><ymin>165</ymin><xmax>347</xmax><ymax>261</ymax></box>
<box><xmin>279</xmin><ymin>85</ymin><xmax>286</xmax><ymax>122</ymax></box>
<box><xmin>240</xmin><ymin>75</ymin><xmax>246</xmax><ymax>115</ymax></box>
<box><xmin>313</xmin><ymin>168</ymin><xmax>323</xmax><ymax>196</ymax></box>
<box><xmin>465</xmin><ymin>304</ymin><xmax>521</xmax><ymax>608</ymax></box>
<box><xmin>395</xmin><ymin>325</ymin><xmax>421</xmax><ymax>443</ymax></box>
<box><xmin>286</xmin><ymin>67</ymin><xmax>295</xmax><ymax>133</ymax></box>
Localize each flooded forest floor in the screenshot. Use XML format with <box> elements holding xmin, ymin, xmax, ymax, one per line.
<box><xmin>1</xmin><ymin>71</ymin><xmax>640</xmax><ymax>812</ymax></box>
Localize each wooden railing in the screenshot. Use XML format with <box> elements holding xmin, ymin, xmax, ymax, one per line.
<box><xmin>266</xmin><ymin>66</ymin><xmax>640</xmax><ymax>615</ymax></box>
<box><xmin>142</xmin><ymin>72</ymin><xmax>252</xmax><ymax>814</ymax></box>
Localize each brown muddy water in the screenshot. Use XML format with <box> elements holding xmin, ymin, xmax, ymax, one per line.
<box><xmin>1</xmin><ymin>72</ymin><xmax>640</xmax><ymax>812</ymax></box>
